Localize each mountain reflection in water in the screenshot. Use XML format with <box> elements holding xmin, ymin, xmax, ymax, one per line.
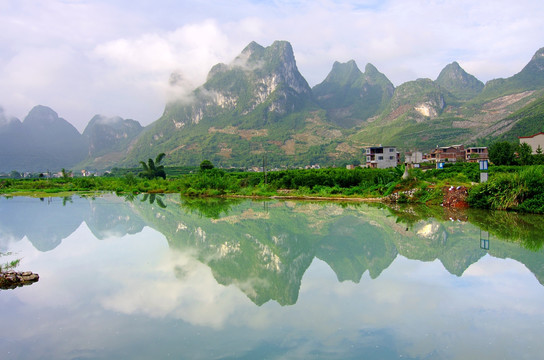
<box><xmin>2</xmin><ymin>194</ymin><xmax>544</xmax><ymax>360</ymax></box>
<box><xmin>1</xmin><ymin>194</ymin><xmax>542</xmax><ymax>306</ymax></box>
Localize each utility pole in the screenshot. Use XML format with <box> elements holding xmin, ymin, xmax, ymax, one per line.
<box><xmin>479</xmin><ymin>159</ymin><xmax>488</xmax><ymax>183</ymax></box>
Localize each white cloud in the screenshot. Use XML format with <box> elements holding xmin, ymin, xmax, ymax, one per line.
<box><xmin>92</xmin><ymin>20</ymin><xmax>237</xmax><ymax>104</ymax></box>
<box><xmin>99</xmin><ymin>247</ymin><xmax>253</xmax><ymax>329</ymax></box>
<box><xmin>0</xmin><ymin>0</ymin><xmax>543</xmax><ymax>130</ymax></box>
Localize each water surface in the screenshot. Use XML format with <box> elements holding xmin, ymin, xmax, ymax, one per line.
<box><xmin>1</xmin><ymin>194</ymin><xmax>543</xmax><ymax>359</ymax></box>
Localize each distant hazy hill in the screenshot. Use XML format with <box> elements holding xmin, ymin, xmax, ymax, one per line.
<box><xmin>0</xmin><ymin>106</ymin><xmax>144</xmax><ymax>173</ymax></box>
<box><xmin>77</xmin><ymin>115</ymin><xmax>144</xmax><ymax>170</ymax></box>
<box><xmin>83</xmin><ymin>115</ymin><xmax>143</xmax><ymax>156</ymax></box>
<box><xmin>0</xmin><ymin>105</ymin><xmax>87</xmax><ymax>173</ymax></box>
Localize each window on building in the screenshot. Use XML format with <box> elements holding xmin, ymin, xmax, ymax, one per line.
<box><xmin>378</xmin><ymin>156</ymin><xmax>383</xmax><ymax>160</ymax></box>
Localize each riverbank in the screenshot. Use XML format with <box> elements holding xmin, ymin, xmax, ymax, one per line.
<box><xmin>1</xmin><ymin>163</ymin><xmax>544</xmax><ymax>213</ymax></box>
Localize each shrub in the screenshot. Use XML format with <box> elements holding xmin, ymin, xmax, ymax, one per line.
<box><xmin>518</xmin><ymin>194</ymin><xmax>544</xmax><ymax>213</ymax></box>
<box><xmin>74</xmin><ymin>177</ymin><xmax>94</xmax><ymax>190</ymax></box>
<box><xmin>124</xmin><ymin>173</ymin><xmax>138</xmax><ymax>186</ymax></box>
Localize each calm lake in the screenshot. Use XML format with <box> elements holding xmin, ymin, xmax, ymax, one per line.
<box><xmin>1</xmin><ymin>194</ymin><xmax>543</xmax><ymax>360</ymax></box>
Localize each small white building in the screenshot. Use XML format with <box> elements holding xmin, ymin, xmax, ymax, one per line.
<box><xmin>365</xmin><ymin>146</ymin><xmax>399</xmax><ymax>169</ymax></box>
<box><xmin>519</xmin><ymin>132</ymin><xmax>544</xmax><ymax>154</ymax></box>
<box><xmin>405</xmin><ymin>151</ymin><xmax>424</xmax><ymax>164</ymax></box>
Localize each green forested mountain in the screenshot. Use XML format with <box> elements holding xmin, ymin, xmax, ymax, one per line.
<box><xmin>478</xmin><ymin>47</ymin><xmax>544</xmax><ymax>100</ymax></box>
<box><xmin>435</xmin><ymin>61</ymin><xmax>484</xmax><ymax>100</ymax></box>
<box><xmin>351</xmin><ymin>47</ymin><xmax>544</xmax><ymax>151</ymax></box>
<box><xmin>493</xmin><ymin>93</ymin><xmax>544</xmax><ymax>141</ymax></box>
<box><xmin>312</xmin><ymin>61</ymin><xmax>394</xmax><ymax>128</ymax></box>
<box><xmin>118</xmin><ymin>42</ymin><xmax>544</xmax><ymax>168</ymax></box>
<box><xmin>3</xmin><ymin>43</ymin><xmax>544</xmax><ymax>172</ymax></box>
<box><xmin>350</xmin><ymin>78</ymin><xmax>460</xmax><ymax>149</ymax></box>
<box><xmin>120</xmin><ymin>40</ymin><xmax>364</xmax><ymax>169</ymax></box>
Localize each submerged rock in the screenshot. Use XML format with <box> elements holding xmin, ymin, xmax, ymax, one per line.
<box><xmin>0</xmin><ymin>271</ymin><xmax>39</xmax><ymax>289</ymax></box>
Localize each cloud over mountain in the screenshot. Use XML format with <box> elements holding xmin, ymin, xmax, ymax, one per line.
<box><xmin>0</xmin><ymin>1</ymin><xmax>543</xmax><ymax>132</ymax></box>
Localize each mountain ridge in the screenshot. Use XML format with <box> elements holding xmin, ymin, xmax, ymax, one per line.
<box><xmin>435</xmin><ymin>61</ymin><xmax>484</xmax><ymax>100</ymax></box>
<box><xmin>312</xmin><ymin>60</ymin><xmax>394</xmax><ymax>128</ymax></box>
<box><xmin>2</xmin><ymin>42</ymin><xmax>544</xmax><ymax>172</ymax></box>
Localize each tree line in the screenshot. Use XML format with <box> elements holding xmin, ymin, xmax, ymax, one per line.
<box><xmin>489</xmin><ymin>141</ymin><xmax>544</xmax><ymax>166</ymax></box>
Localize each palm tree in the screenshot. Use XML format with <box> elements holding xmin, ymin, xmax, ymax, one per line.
<box><xmin>139</xmin><ymin>153</ymin><xmax>166</xmax><ymax>179</ymax></box>
<box><xmin>141</xmin><ymin>193</ymin><xmax>166</xmax><ymax>208</ymax></box>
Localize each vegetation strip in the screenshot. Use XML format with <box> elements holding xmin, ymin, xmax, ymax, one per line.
<box><xmin>2</xmin><ymin>162</ymin><xmax>544</xmax><ymax>214</ymax></box>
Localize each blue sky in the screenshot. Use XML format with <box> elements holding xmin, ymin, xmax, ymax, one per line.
<box><xmin>1</xmin><ymin>0</ymin><xmax>543</xmax><ymax>131</ymax></box>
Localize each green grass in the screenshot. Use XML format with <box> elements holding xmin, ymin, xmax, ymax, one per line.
<box><xmin>3</xmin><ymin>165</ymin><xmax>544</xmax><ymax>214</ymax></box>
<box><xmin>467</xmin><ymin>165</ymin><xmax>544</xmax><ymax>212</ymax></box>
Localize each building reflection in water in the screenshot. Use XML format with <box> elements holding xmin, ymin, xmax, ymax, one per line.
<box><xmin>480</xmin><ymin>229</ymin><xmax>490</xmax><ymax>250</ymax></box>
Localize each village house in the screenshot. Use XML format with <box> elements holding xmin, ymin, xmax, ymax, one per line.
<box><xmin>429</xmin><ymin>145</ymin><xmax>465</xmax><ymax>163</ymax></box>
<box><xmin>405</xmin><ymin>151</ymin><xmax>424</xmax><ymax>164</ymax></box>
<box><xmin>519</xmin><ymin>132</ymin><xmax>544</xmax><ymax>154</ymax></box>
<box><xmin>465</xmin><ymin>147</ymin><xmax>489</xmax><ymax>162</ymax></box>
<box><xmin>365</xmin><ymin>146</ymin><xmax>400</xmax><ymax>169</ymax></box>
